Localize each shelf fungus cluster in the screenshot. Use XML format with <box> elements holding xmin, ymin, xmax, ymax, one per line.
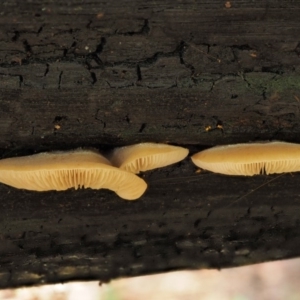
<box><xmin>0</xmin><ymin>143</ymin><xmax>188</xmax><ymax>200</ymax></box>
<box><xmin>2</xmin><ymin>140</ymin><xmax>299</xmax><ymax>198</ymax></box>
<box><xmin>191</xmin><ymin>141</ymin><xmax>300</xmax><ymax>176</ymax></box>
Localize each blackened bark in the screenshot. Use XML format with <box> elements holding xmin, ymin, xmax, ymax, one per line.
<box><xmin>0</xmin><ymin>0</ymin><xmax>300</xmax><ymax>288</ymax></box>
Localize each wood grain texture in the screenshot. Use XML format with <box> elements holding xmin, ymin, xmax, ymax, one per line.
<box><xmin>0</xmin><ymin>0</ymin><xmax>300</xmax><ymax>288</ymax></box>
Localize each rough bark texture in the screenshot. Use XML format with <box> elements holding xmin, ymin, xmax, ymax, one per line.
<box><xmin>1</xmin><ymin>0</ymin><xmax>300</xmax><ymax>288</ymax></box>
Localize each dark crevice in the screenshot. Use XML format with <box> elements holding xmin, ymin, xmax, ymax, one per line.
<box><xmin>194</xmin><ymin>219</ymin><xmax>201</xmax><ymax>228</ymax></box>
<box><xmin>22</xmin><ymin>39</ymin><xmax>33</xmax><ymax>55</ymax></box>
<box><xmin>143</xmin><ymin>42</ymin><xmax>188</xmax><ymax>67</ymax></box>
<box><xmin>178</xmin><ymin>41</ymin><xmax>186</xmax><ymax>64</ymax></box>
<box><xmin>230</xmin><ymin>47</ymin><xmax>239</xmax><ymax>62</ymax></box>
<box><xmin>86</xmin><ymin>20</ymin><xmax>92</xmax><ymax>29</ymax></box>
<box><xmin>44</xmin><ymin>64</ymin><xmax>49</xmax><ymax>76</ymax></box>
<box><xmin>88</xmin><ymin>38</ymin><xmax>106</xmax><ymax>67</ymax></box>
<box><xmin>121</xmin><ymin>19</ymin><xmax>150</xmax><ymax>36</ymax></box>
<box><xmin>105</xmin><ymin>82</ymin><xmax>134</xmax><ymax>89</ymax></box>
<box><xmin>125</xmin><ymin>115</ymin><xmax>130</xmax><ymax>124</ymax></box>
<box><xmin>52</xmin><ymin>28</ymin><xmax>80</xmax><ymax>37</ymax></box>
<box><xmin>239</xmin><ymin>72</ymin><xmax>251</xmax><ymax>88</ymax></box>
<box><xmin>37</xmin><ymin>25</ymin><xmax>44</xmax><ymax>35</ymax></box>
<box><xmin>141</xmin><ymin>19</ymin><xmax>150</xmax><ymax>34</ymax></box>
<box><xmin>0</xmin><ymin>41</ymin><xmax>190</xmax><ymax>72</ymax></box>
<box><xmin>95</xmin><ymin>110</ymin><xmax>107</xmax><ymax>128</ymax></box>
<box><xmin>178</xmin><ymin>41</ymin><xmax>195</xmax><ymax>75</ymax></box>
<box><xmin>230</xmin><ymin>44</ymin><xmax>253</xmax><ymax>51</ymax></box>
<box><xmin>243</xmin><ymin>68</ymin><xmax>255</xmax><ymax>73</ymax></box>
<box><xmin>58</xmin><ymin>71</ymin><xmax>63</xmax><ymax>89</ymax></box>
<box><xmin>63</xmin><ymin>41</ymin><xmax>77</xmax><ymax>56</ymax></box>
<box><xmin>90</xmin><ymin>54</ymin><xmax>104</xmax><ymax>66</ymax></box>
<box><xmin>206</xmin><ymin>43</ymin><xmax>211</xmax><ymax>54</ymax></box>
<box><xmin>138</xmin><ymin>123</ymin><xmax>146</xmax><ymax>133</ymax></box>
<box><xmin>11</xmin><ymin>31</ymin><xmax>20</xmax><ymax>42</ymax></box>
<box><xmin>95</xmin><ymin>37</ymin><xmax>106</xmax><ymax>54</ymax></box>
<box><xmin>139</xmin><ymin>52</ymin><xmax>161</xmax><ymax>66</ymax></box>
<box><xmin>54</xmin><ymin>116</ymin><xmax>67</xmax><ymax>123</ymax></box>
<box><xmin>90</xmin><ymin>72</ymin><xmax>97</xmax><ymax>84</ymax></box>
<box><xmin>295</xmin><ymin>42</ymin><xmax>300</xmax><ymax>55</ymax></box>
<box><xmin>19</xmin><ymin>75</ymin><xmax>23</xmax><ymax>88</ymax></box>
<box><xmin>261</xmin><ymin>66</ymin><xmax>284</xmax><ymax>74</ymax></box>
<box><xmin>136</xmin><ymin>42</ymin><xmax>184</xmax><ymax>68</ymax></box>
<box><xmin>136</xmin><ymin>65</ymin><xmax>142</xmax><ymax>81</ymax></box>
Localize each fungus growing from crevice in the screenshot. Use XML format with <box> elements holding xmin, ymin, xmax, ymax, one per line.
<box><xmin>0</xmin><ymin>150</ymin><xmax>147</xmax><ymax>200</ymax></box>
<box><xmin>191</xmin><ymin>141</ymin><xmax>300</xmax><ymax>176</ymax></box>
<box><xmin>109</xmin><ymin>143</ymin><xmax>189</xmax><ymax>174</ymax></box>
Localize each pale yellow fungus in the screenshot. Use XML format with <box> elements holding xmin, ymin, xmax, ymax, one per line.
<box><xmin>109</xmin><ymin>143</ymin><xmax>189</xmax><ymax>174</ymax></box>
<box><xmin>191</xmin><ymin>141</ymin><xmax>300</xmax><ymax>176</ymax></box>
<box><xmin>0</xmin><ymin>150</ymin><xmax>147</xmax><ymax>200</ymax></box>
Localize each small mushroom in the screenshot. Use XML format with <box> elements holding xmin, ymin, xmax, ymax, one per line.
<box><xmin>191</xmin><ymin>141</ymin><xmax>300</xmax><ymax>176</ymax></box>
<box><xmin>0</xmin><ymin>149</ymin><xmax>147</xmax><ymax>200</ymax></box>
<box><xmin>109</xmin><ymin>143</ymin><xmax>189</xmax><ymax>174</ymax></box>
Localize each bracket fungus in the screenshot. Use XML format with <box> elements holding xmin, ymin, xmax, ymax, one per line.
<box><xmin>109</xmin><ymin>143</ymin><xmax>189</xmax><ymax>174</ymax></box>
<box><xmin>0</xmin><ymin>150</ymin><xmax>147</xmax><ymax>200</ymax></box>
<box><xmin>191</xmin><ymin>141</ymin><xmax>300</xmax><ymax>176</ymax></box>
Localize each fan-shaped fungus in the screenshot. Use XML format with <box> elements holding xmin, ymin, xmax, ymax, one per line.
<box><xmin>109</xmin><ymin>143</ymin><xmax>189</xmax><ymax>174</ymax></box>
<box><xmin>191</xmin><ymin>141</ymin><xmax>300</xmax><ymax>176</ymax></box>
<box><xmin>0</xmin><ymin>150</ymin><xmax>147</xmax><ymax>200</ymax></box>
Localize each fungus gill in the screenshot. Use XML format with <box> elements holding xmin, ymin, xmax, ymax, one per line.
<box><xmin>191</xmin><ymin>141</ymin><xmax>300</xmax><ymax>176</ymax></box>
<box><xmin>109</xmin><ymin>143</ymin><xmax>189</xmax><ymax>174</ymax></box>
<box><xmin>0</xmin><ymin>150</ymin><xmax>147</xmax><ymax>200</ymax></box>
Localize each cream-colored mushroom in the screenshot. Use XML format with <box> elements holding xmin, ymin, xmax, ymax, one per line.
<box><xmin>0</xmin><ymin>149</ymin><xmax>147</xmax><ymax>200</ymax></box>
<box><xmin>191</xmin><ymin>141</ymin><xmax>300</xmax><ymax>176</ymax></box>
<box><xmin>109</xmin><ymin>143</ymin><xmax>189</xmax><ymax>174</ymax></box>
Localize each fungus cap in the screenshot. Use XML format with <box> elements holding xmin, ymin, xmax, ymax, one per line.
<box><xmin>0</xmin><ymin>150</ymin><xmax>147</xmax><ymax>200</ymax></box>
<box><xmin>109</xmin><ymin>143</ymin><xmax>189</xmax><ymax>174</ymax></box>
<box><xmin>191</xmin><ymin>141</ymin><xmax>300</xmax><ymax>176</ymax></box>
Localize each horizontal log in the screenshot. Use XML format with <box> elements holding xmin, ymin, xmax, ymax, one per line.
<box><xmin>0</xmin><ymin>0</ymin><xmax>300</xmax><ymax>288</ymax></box>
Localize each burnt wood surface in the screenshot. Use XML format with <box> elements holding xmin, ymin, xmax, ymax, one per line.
<box><xmin>1</xmin><ymin>0</ymin><xmax>300</xmax><ymax>288</ymax></box>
